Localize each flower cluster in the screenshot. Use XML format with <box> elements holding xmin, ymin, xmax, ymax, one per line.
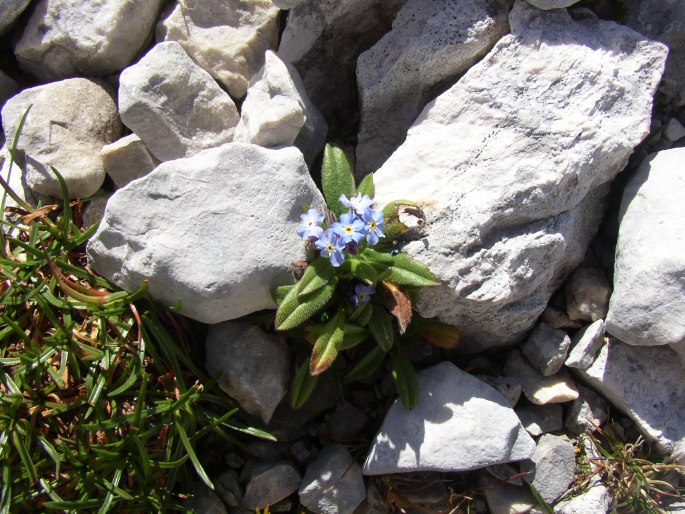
<box><xmin>297</xmin><ymin>193</ymin><xmax>385</xmax><ymax>267</ymax></box>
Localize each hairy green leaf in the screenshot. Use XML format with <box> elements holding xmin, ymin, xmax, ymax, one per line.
<box><xmin>289</xmin><ymin>360</ymin><xmax>319</xmax><ymax>409</ymax></box>
<box><xmin>381</xmin><ymin>253</ymin><xmax>438</xmax><ymax>287</ymax></box>
<box><xmin>343</xmin><ymin>346</ymin><xmax>386</xmax><ymax>384</ymax></box>
<box><xmin>348</xmin><ymin>301</ymin><xmax>373</xmax><ymax>327</ymax></box>
<box><xmin>321</xmin><ymin>143</ymin><xmax>355</xmax><ymax>217</ymax></box>
<box><xmin>367</xmin><ymin>307</ymin><xmax>394</xmax><ymax>352</ymax></box>
<box><xmin>310</xmin><ymin>308</ymin><xmax>345</xmax><ymax>375</ymax></box>
<box><xmin>339</xmin><ymin>324</ymin><xmax>370</xmax><ymax>350</ymax></box>
<box><xmin>391</xmin><ymin>346</ymin><xmax>418</xmax><ymax>410</ymax></box>
<box><xmin>344</xmin><ymin>256</ymin><xmax>379</xmax><ymax>285</ymax></box>
<box><xmin>272</xmin><ymin>284</ymin><xmax>295</xmax><ymax>306</ymax></box>
<box><xmin>357</xmin><ymin>173</ymin><xmax>375</xmax><ymax>197</ymax></box>
<box><xmin>275</xmin><ymin>282</ymin><xmax>335</xmax><ymax>330</ymax></box>
<box><xmin>298</xmin><ymin>257</ymin><xmax>337</xmax><ymax>299</ymax></box>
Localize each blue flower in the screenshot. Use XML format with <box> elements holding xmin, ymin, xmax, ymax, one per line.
<box><xmin>362</xmin><ymin>208</ymin><xmax>385</xmax><ymax>245</ymax></box>
<box><xmin>351</xmin><ymin>283</ymin><xmax>375</xmax><ymax>308</ymax></box>
<box><xmin>315</xmin><ymin>230</ymin><xmax>346</xmax><ymax>267</ymax></box>
<box><xmin>331</xmin><ymin>212</ymin><xmax>365</xmax><ymax>244</ymax></box>
<box><xmin>297</xmin><ymin>208</ymin><xmax>325</xmax><ymax>240</ymax></box>
<box><xmin>339</xmin><ymin>193</ymin><xmax>373</xmax><ymax>216</ymax></box>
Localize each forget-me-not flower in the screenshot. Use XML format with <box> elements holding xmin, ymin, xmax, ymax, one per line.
<box><xmin>351</xmin><ymin>283</ymin><xmax>375</xmax><ymax>308</ymax></box>
<box><xmin>297</xmin><ymin>208</ymin><xmax>325</xmax><ymax>241</ymax></box>
<box><xmin>315</xmin><ymin>230</ymin><xmax>346</xmax><ymax>267</ymax></box>
<box><xmin>339</xmin><ymin>193</ymin><xmax>373</xmax><ymax>216</ymax></box>
<box><xmin>332</xmin><ymin>212</ymin><xmax>365</xmax><ymax>244</ymax></box>
<box><xmin>362</xmin><ymin>208</ymin><xmax>385</xmax><ymax>245</ymax></box>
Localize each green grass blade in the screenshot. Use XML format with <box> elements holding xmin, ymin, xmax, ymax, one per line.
<box><xmin>174</xmin><ymin>413</ymin><xmax>214</xmax><ymax>490</ymax></box>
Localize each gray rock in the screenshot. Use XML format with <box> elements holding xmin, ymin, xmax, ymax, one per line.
<box><xmin>0</xmin><ymin>70</ymin><xmax>18</xmax><ymax>109</ymax></box>
<box><xmin>363</xmin><ymin>362</ymin><xmax>536</xmax><ymax>474</ymax></box>
<box><xmin>354</xmin><ymin>0</ymin><xmax>509</xmax><ymax>176</ymax></box>
<box><xmin>184</xmin><ymin>483</ymin><xmax>228</xmax><ymax>514</ymax></box>
<box><xmin>524</xmin><ymin>0</ymin><xmax>579</xmax><ymax>9</ymax></box>
<box><xmin>521</xmin><ymin>322</ymin><xmax>571</xmax><ymax>376</ymax></box>
<box><xmin>564</xmin><ymin>384</ymin><xmax>608</xmax><ymax>434</ymax></box>
<box><xmin>15</xmin><ymin>0</ymin><xmax>164</xmax><ymax>80</ymax></box>
<box><xmin>486</xmin><ymin>462</ymin><xmax>526</xmax><ymax>486</ymax></box>
<box><xmin>565</xmin><ymin>268</ymin><xmax>611</xmax><ymax>322</ymax></box>
<box><xmin>371</xmin><ymin>0</ymin><xmax>667</xmax><ymax>352</ymax></box>
<box><xmin>476</xmin><ymin>375</ymin><xmax>522</xmax><ymax>407</ymax></box>
<box><xmin>326</xmin><ymin>403</ymin><xmax>369</xmax><ymax>443</ymax></box>
<box><xmin>480</xmin><ymin>472</ymin><xmax>539</xmax><ymax>514</ymax></box>
<box><xmin>101</xmin><ymin>134</ymin><xmax>159</xmax><ymax>188</ymax></box>
<box><xmin>664</xmin><ymin>118</ymin><xmax>685</xmax><ymax>142</ymax></box>
<box><xmin>606</xmin><ymin>148</ymin><xmax>685</xmax><ymax>346</ymax></box>
<box><xmin>299</xmin><ymin>444</ymin><xmax>366</xmax><ymax>514</ymax></box>
<box><xmin>2</xmin><ymin>78</ymin><xmax>122</xmax><ymax>198</ymax></box>
<box><xmin>156</xmin><ymin>0</ymin><xmax>280</xmax><ymax>99</ymax></box>
<box><xmin>555</xmin><ymin>482</ymin><xmax>611</xmax><ymax>514</ymax></box>
<box><xmin>87</xmin><ymin>143</ymin><xmax>325</xmax><ymax>324</ymax></box>
<box><xmin>82</xmin><ymin>196</ymin><xmax>109</xmax><ymax>229</ymax></box>
<box><xmin>542</xmin><ymin>307</ymin><xmax>583</xmax><ymax>331</ymax></box>
<box><xmin>575</xmin><ymin>338</ymin><xmax>685</xmax><ymax>454</ymax></box>
<box><xmin>214</xmin><ymin>470</ymin><xmax>242</xmax><ymax>508</ymax></box>
<box><xmin>623</xmin><ymin>0</ymin><xmax>685</xmax><ymax>105</ymax></box>
<box><xmin>504</xmin><ymin>351</ymin><xmax>579</xmax><ymax>405</ymax></box>
<box><xmin>272</xmin><ymin>0</ymin><xmax>306</xmax><ymax>8</ymax></box>
<box><xmin>0</xmin><ymin>0</ymin><xmax>31</xmax><ymax>35</ymax></box>
<box><xmin>565</xmin><ymin>320</ymin><xmax>605</xmax><ymax>370</ymax></box>
<box><xmin>278</xmin><ymin>0</ymin><xmax>406</xmax><ymax>126</ymax></box>
<box><xmin>235</xmin><ymin>50</ymin><xmax>327</xmax><ymax>167</ymax></box>
<box><xmin>205</xmin><ymin>322</ymin><xmax>289</xmax><ymax>424</ymax></box>
<box><xmin>119</xmin><ymin>42</ymin><xmax>239</xmax><ymax>162</ymax></box>
<box><xmin>516</xmin><ymin>404</ymin><xmax>563</xmax><ymax>437</ymax></box>
<box><xmin>522</xmin><ymin>434</ymin><xmax>575</xmax><ymax>504</ymax></box>
<box><xmin>0</xmin><ymin>146</ymin><xmax>36</xmax><ymax>209</ymax></box>
<box><xmin>243</xmin><ymin>462</ymin><xmax>301</xmax><ymax>510</ymax></box>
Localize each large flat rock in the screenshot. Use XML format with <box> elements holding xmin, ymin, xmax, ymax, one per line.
<box><xmin>372</xmin><ymin>0</ymin><xmax>667</xmax><ymax>351</ymax></box>
<box><xmin>87</xmin><ymin>143</ymin><xmax>325</xmax><ymax>323</ymax></box>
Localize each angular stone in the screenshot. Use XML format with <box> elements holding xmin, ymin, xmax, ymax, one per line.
<box><xmin>606</xmin><ymin>148</ymin><xmax>685</xmax><ymax>346</ymax></box>
<box><xmin>480</xmin><ymin>473</ymin><xmax>539</xmax><ymax>514</ymax></box>
<box><xmin>355</xmin><ymin>0</ymin><xmax>509</xmax><ymax>176</ymax></box>
<box><xmin>15</xmin><ymin>0</ymin><xmax>164</xmax><ymax>80</ymax></box>
<box><xmin>521</xmin><ymin>322</ymin><xmax>571</xmax><ymax>376</ymax></box>
<box><xmin>476</xmin><ymin>375</ymin><xmax>522</xmax><ymax>407</ymax></box>
<box><xmin>278</xmin><ymin>0</ymin><xmax>406</xmax><ymax>127</ymax></box>
<box><xmin>243</xmin><ymin>462</ymin><xmax>301</xmax><ymax>510</ymax></box>
<box><xmin>235</xmin><ymin>50</ymin><xmax>327</xmax><ymax>167</ymax></box>
<box><xmin>299</xmin><ymin>445</ymin><xmax>366</xmax><ymax>514</ymax></box>
<box><xmin>504</xmin><ymin>351</ymin><xmax>579</xmax><ymax>405</ymax></box>
<box><xmin>564</xmin><ymin>384</ymin><xmax>608</xmax><ymax>434</ymax></box>
<box><xmin>0</xmin><ymin>0</ymin><xmax>31</xmax><ymax>35</ymax></box>
<box><xmin>205</xmin><ymin>322</ymin><xmax>289</xmax><ymax>424</ymax></box>
<box><xmin>2</xmin><ymin>78</ymin><xmax>122</xmax><ymax>198</ymax></box>
<box><xmin>565</xmin><ymin>268</ymin><xmax>611</xmax><ymax>322</ymax></box>
<box><xmin>542</xmin><ymin>306</ymin><xmax>583</xmax><ymax>331</ymax></box>
<box><xmin>119</xmin><ymin>42</ymin><xmax>239</xmax><ymax>162</ymax></box>
<box><xmin>156</xmin><ymin>0</ymin><xmax>280</xmax><ymax>98</ymax></box>
<box><xmin>521</xmin><ymin>434</ymin><xmax>576</xmax><ymax>504</ymax></box>
<box><xmin>363</xmin><ymin>362</ymin><xmax>536</xmax><ymax>474</ymax></box>
<box><xmin>555</xmin><ymin>482</ymin><xmax>611</xmax><ymax>514</ymax></box>
<box><xmin>664</xmin><ymin>118</ymin><xmax>685</xmax><ymax>142</ymax></box>
<box><xmin>184</xmin><ymin>483</ymin><xmax>228</xmax><ymax>514</ymax></box>
<box><xmin>371</xmin><ymin>0</ymin><xmax>667</xmax><ymax>352</ymax></box>
<box><xmin>101</xmin><ymin>134</ymin><xmax>159</xmax><ymax>188</ymax></box>
<box><xmin>575</xmin><ymin>338</ymin><xmax>685</xmax><ymax>455</ymax></box>
<box><xmin>87</xmin><ymin>143</ymin><xmax>325</xmax><ymax>323</ymax></box>
<box><xmin>516</xmin><ymin>404</ymin><xmax>563</xmax><ymax>437</ymax></box>
<box><xmin>565</xmin><ymin>320</ymin><xmax>605</xmax><ymax>370</ymax></box>
<box><xmin>82</xmin><ymin>196</ymin><xmax>109</xmax><ymax>229</ymax></box>
<box><xmin>524</xmin><ymin>0</ymin><xmax>579</xmax><ymax>8</ymax></box>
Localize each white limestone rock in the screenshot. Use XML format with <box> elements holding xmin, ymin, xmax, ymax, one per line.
<box><xmin>504</xmin><ymin>350</ymin><xmax>579</xmax><ymax>405</ymax></box>
<box><xmin>15</xmin><ymin>0</ymin><xmax>164</xmax><ymax>80</ymax></box>
<box><xmin>371</xmin><ymin>0</ymin><xmax>667</xmax><ymax>351</ymax></box>
<box><xmin>564</xmin><ymin>384</ymin><xmax>608</xmax><ymax>434</ymax></box>
<box><xmin>515</xmin><ymin>404</ymin><xmax>563</xmax><ymax>437</ymax></box>
<box><xmin>524</xmin><ymin>0</ymin><xmax>579</xmax><ymax>9</ymax></box>
<box><xmin>278</xmin><ymin>0</ymin><xmax>406</xmax><ymax>124</ymax></box>
<box><xmin>118</xmin><ymin>42</ymin><xmax>239</xmax><ymax>162</ymax></box>
<box><xmin>299</xmin><ymin>445</ymin><xmax>366</xmax><ymax>514</ymax></box>
<box><xmin>520</xmin><ymin>322</ymin><xmax>571</xmax><ymax>376</ymax></box>
<box><xmin>0</xmin><ymin>0</ymin><xmax>31</xmax><ymax>35</ymax></box>
<box><xmin>606</xmin><ymin>148</ymin><xmax>685</xmax><ymax>346</ymax></box>
<box><xmin>575</xmin><ymin>338</ymin><xmax>685</xmax><ymax>455</ymax></box>
<box><xmin>565</xmin><ymin>267</ymin><xmax>611</xmax><ymax>322</ymax></box>
<box><xmin>235</xmin><ymin>50</ymin><xmax>327</xmax><ymax>166</ymax></box>
<box><xmin>101</xmin><ymin>134</ymin><xmax>159</xmax><ymax>188</ymax></box>
<box><xmin>2</xmin><ymin>78</ymin><xmax>122</xmax><ymax>198</ymax></box>
<box><xmin>555</xmin><ymin>482</ymin><xmax>611</xmax><ymax>514</ymax></box>
<box><xmin>205</xmin><ymin>322</ymin><xmax>289</xmax><ymax>424</ymax></box>
<box><xmin>355</xmin><ymin>0</ymin><xmax>509</xmax><ymax>177</ymax></box>
<box><xmin>363</xmin><ymin>362</ymin><xmax>536</xmax><ymax>475</ymax></box>
<box><xmin>565</xmin><ymin>319</ymin><xmax>605</xmax><ymax>370</ymax></box>
<box><xmin>156</xmin><ymin>0</ymin><xmax>280</xmax><ymax>99</ymax></box>
<box><xmin>87</xmin><ymin>143</ymin><xmax>325</xmax><ymax>324</ymax></box>
<box><xmin>0</xmin><ymin>146</ymin><xmax>33</xmax><ymax>209</ymax></box>
<box><xmin>521</xmin><ymin>434</ymin><xmax>575</xmax><ymax>504</ymax></box>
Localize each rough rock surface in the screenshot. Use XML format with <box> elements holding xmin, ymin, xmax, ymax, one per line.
<box><xmin>0</xmin><ymin>0</ymin><xmax>31</xmax><ymax>35</ymax></box>
<box><xmin>15</xmin><ymin>0</ymin><xmax>164</xmax><ymax>80</ymax></box>
<box><xmin>355</xmin><ymin>0</ymin><xmax>509</xmax><ymax>176</ymax></box>
<box><xmin>272</xmin><ymin>0</ymin><xmax>306</xmax><ymax>8</ymax></box>
<box><xmin>480</xmin><ymin>473</ymin><xmax>539</xmax><ymax>514</ymax></box>
<box><xmin>87</xmin><ymin>143</ymin><xmax>325</xmax><ymax>324</ymax></box>
<box><xmin>242</xmin><ymin>462</ymin><xmax>301</xmax><ymax>510</ymax></box>
<box><xmin>0</xmin><ymin>70</ymin><xmax>18</xmax><ymax>108</ymax></box>
<box><xmin>101</xmin><ymin>134</ymin><xmax>159</xmax><ymax>188</ymax></box>
<box><xmin>566</xmin><ymin>267</ymin><xmax>611</xmax><ymax>322</ymax></box>
<box><xmin>363</xmin><ymin>362</ymin><xmax>536</xmax><ymax>474</ymax></box>
<box><xmin>235</xmin><ymin>50</ymin><xmax>327</xmax><ymax>166</ymax></box>
<box><xmin>205</xmin><ymin>322</ymin><xmax>289</xmax><ymax>424</ymax></box>
<box><xmin>516</xmin><ymin>404</ymin><xmax>563</xmax><ymax>437</ymax></box>
<box><xmin>605</xmin><ymin>148</ymin><xmax>685</xmax><ymax>346</ymax></box>
<box><xmin>2</xmin><ymin>78</ymin><xmax>122</xmax><ymax>198</ymax></box>
<box><xmin>555</xmin><ymin>482</ymin><xmax>611</xmax><ymax>514</ymax></box>
<box><xmin>522</xmin><ymin>434</ymin><xmax>576</xmax><ymax>504</ymax></box>
<box><xmin>524</xmin><ymin>0</ymin><xmax>579</xmax><ymax>9</ymax></box>
<box><xmin>299</xmin><ymin>444</ymin><xmax>366</xmax><ymax>514</ymax></box>
<box><xmin>565</xmin><ymin>319</ymin><xmax>605</xmax><ymax>370</ymax></box>
<box><xmin>156</xmin><ymin>0</ymin><xmax>280</xmax><ymax>98</ymax></box>
<box><xmin>520</xmin><ymin>322</ymin><xmax>571</xmax><ymax>376</ymax></box>
<box><xmin>575</xmin><ymin>338</ymin><xmax>685</xmax><ymax>457</ymax></box>
<box><xmin>564</xmin><ymin>384</ymin><xmax>608</xmax><ymax>434</ymax></box>
<box><xmin>372</xmin><ymin>0</ymin><xmax>667</xmax><ymax>352</ymax></box>
<box><xmin>119</xmin><ymin>42</ymin><xmax>239</xmax><ymax>162</ymax></box>
<box><xmin>278</xmin><ymin>0</ymin><xmax>407</xmax><ymax>126</ymax></box>
<box><xmin>504</xmin><ymin>350</ymin><xmax>579</xmax><ymax>405</ymax></box>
